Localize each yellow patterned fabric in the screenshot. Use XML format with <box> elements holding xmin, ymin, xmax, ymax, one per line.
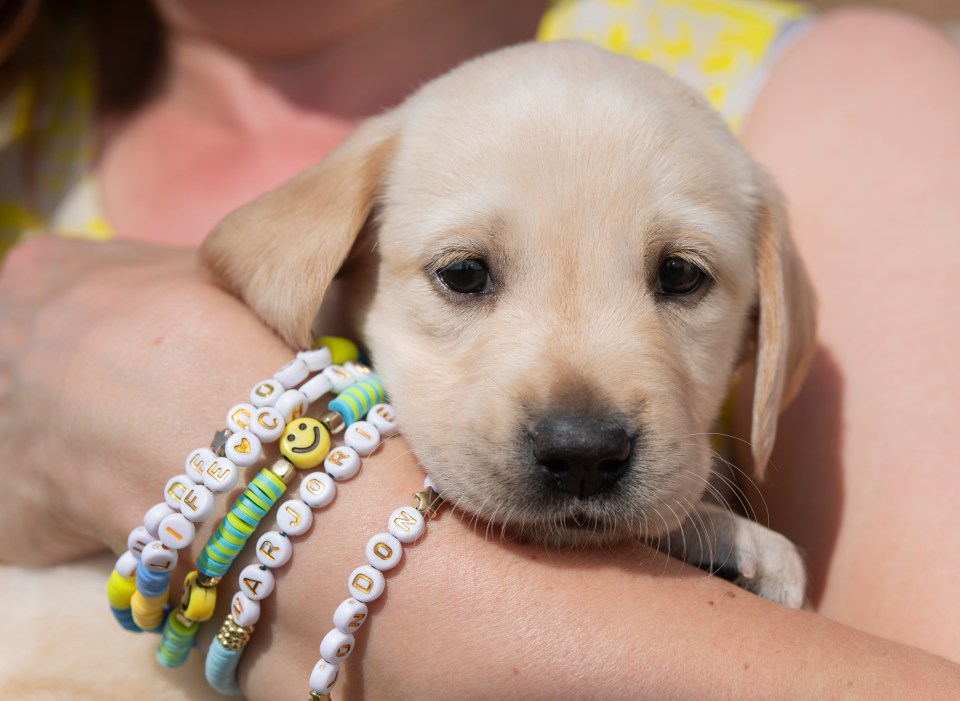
<box><xmin>0</xmin><ymin>21</ymin><xmax>112</xmax><ymax>261</ymax></box>
<box><xmin>538</xmin><ymin>0</ymin><xmax>810</xmax><ymax>132</ymax></box>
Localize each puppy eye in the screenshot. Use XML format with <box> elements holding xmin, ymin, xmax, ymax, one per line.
<box><xmin>656</xmin><ymin>256</ymin><xmax>705</xmax><ymax>296</ymax></box>
<box><xmin>436</xmin><ymin>259</ymin><xmax>491</xmax><ymax>295</ymax></box>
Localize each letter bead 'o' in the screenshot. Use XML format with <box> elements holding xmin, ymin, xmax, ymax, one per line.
<box><xmin>231</xmin><ymin>592</ymin><xmax>261</xmax><ymax>627</ymax></box>
<box><xmin>347</xmin><ymin>565</ymin><xmax>385</xmax><ymax>603</ymax></box>
<box><xmin>299</xmin><ymin>471</ymin><xmax>336</xmax><ymax>509</ymax></box>
<box><xmin>332</xmin><ymin>598</ymin><xmax>368</xmax><ymax>634</ymax></box>
<box><xmin>276</xmin><ymin>499</ymin><xmax>313</xmax><ymax>536</ymax></box>
<box><xmin>239</xmin><ymin>564</ymin><xmax>275</xmax><ymax>601</ymax></box>
<box><xmin>250</xmin><ymin>379</ymin><xmax>284</xmax><ymax>408</ymax></box>
<box><xmin>344</xmin><ymin>421</ymin><xmax>380</xmax><ymax>457</ymax></box>
<box><xmin>309</xmin><ymin>658</ymin><xmax>340</xmax><ymax>695</ymax></box>
<box><xmin>255</xmin><ymin>531</ymin><xmax>292</xmax><ymax>569</ymax></box>
<box><xmin>365</xmin><ymin>532</ymin><xmax>402</xmax><ymax>571</ymax></box>
<box><xmin>387</xmin><ymin>506</ymin><xmax>425</xmax><ymax>544</ymax></box>
<box><xmin>319</xmin><ymin>627</ymin><xmax>355</xmax><ymax>664</ymax></box>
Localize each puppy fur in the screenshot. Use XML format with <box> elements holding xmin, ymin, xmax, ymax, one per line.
<box><xmin>203</xmin><ymin>42</ymin><xmax>816</xmax><ymax>604</ymax></box>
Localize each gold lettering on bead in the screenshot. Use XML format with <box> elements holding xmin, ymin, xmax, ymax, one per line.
<box><xmin>305</xmin><ymin>478</ymin><xmax>325</xmax><ymax>495</ymax></box>
<box><xmin>349</xmin><ymin>613</ymin><xmax>365</xmax><ymax>628</ymax></box>
<box><xmin>166</xmin><ymin>481</ymin><xmax>187</xmax><ymax>503</ymax></box>
<box><xmin>392</xmin><ymin>510</ymin><xmax>417</xmax><ymax>532</ymax></box>
<box><xmin>375</xmin><ymin>406</ymin><xmax>394</xmax><ymax>421</ymax></box>
<box><xmin>336</xmin><ymin>643</ymin><xmax>352</xmax><ymax>658</ymax></box>
<box><xmin>333</xmin><ymin>368</ymin><xmax>351</xmax><ymax>380</ymax></box>
<box><xmin>255</xmin><ymin>383</ymin><xmax>275</xmax><ymax>398</ymax></box>
<box><xmin>165</xmin><ymin>525</ymin><xmax>184</xmax><ymax>541</ymax></box>
<box><xmin>355</xmin><ymin>427</ymin><xmax>372</xmax><ymax>440</ymax></box>
<box><xmin>230</xmin><ymin>407</ymin><xmax>252</xmax><ymax>430</ymax></box>
<box><xmin>327</xmin><ymin>450</ymin><xmax>349</xmax><ymax>467</ymax></box>
<box><xmin>242</xmin><ymin>576</ymin><xmax>262</xmax><ymax>597</ymax></box>
<box><xmin>373</xmin><ymin>542</ymin><xmax>393</xmax><ymax>561</ymax></box>
<box><xmin>182</xmin><ymin>489</ymin><xmax>199</xmax><ymax>511</ymax></box>
<box><xmin>284</xmin><ymin>505</ymin><xmax>302</xmax><ymax>526</ymax></box>
<box><xmin>351</xmin><ymin>573</ymin><xmax>373</xmax><ymax>595</ymax></box>
<box><xmin>257</xmin><ymin>411</ymin><xmax>279</xmax><ymax>430</ymax></box>
<box><xmin>290</xmin><ymin>404</ymin><xmax>305</xmax><ymax>420</ymax></box>
<box><xmin>189</xmin><ymin>453</ymin><xmax>206</xmax><ymax>473</ymax></box>
<box><xmin>234</xmin><ymin>437</ymin><xmax>251</xmax><ymax>454</ymax></box>
<box><xmin>232</xmin><ymin>597</ymin><xmax>244</xmax><ymax>619</ymax></box>
<box><xmin>206</xmin><ymin>460</ymin><xmax>231</xmax><ymax>482</ymax></box>
<box><xmin>258</xmin><ymin>540</ymin><xmax>281</xmax><ymax>561</ymax></box>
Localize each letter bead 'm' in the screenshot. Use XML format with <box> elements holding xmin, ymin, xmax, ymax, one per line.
<box><xmin>144</xmin><ymin>502</ymin><xmax>175</xmax><ymax>538</ymax></box>
<box><xmin>300</xmin><ymin>373</ymin><xmax>334</xmax><ymax>404</ymax></box>
<box><xmin>299</xmin><ymin>471</ymin><xmax>336</xmax><ymax>509</ymax></box>
<box><xmin>366</xmin><ymin>403</ymin><xmax>399</xmax><ymax>437</ymax></box>
<box><xmin>180</xmin><ymin>484</ymin><xmax>216</xmax><ymax>523</ymax></box>
<box><xmin>163</xmin><ymin>474</ymin><xmax>196</xmax><ymax>510</ymax></box>
<box><xmin>239</xmin><ymin>564</ymin><xmax>275</xmax><ymax>601</ymax></box>
<box><xmin>347</xmin><ymin>565</ymin><xmax>385</xmax><ymax>603</ymax></box>
<box><xmin>255</xmin><ymin>531</ymin><xmax>292</xmax><ymax>569</ymax></box>
<box><xmin>202</xmin><ymin>456</ymin><xmax>239</xmax><ymax>494</ymax></box>
<box><xmin>332</xmin><ymin>598</ymin><xmax>368</xmax><ymax>633</ymax></box>
<box><xmin>225</xmin><ymin>429</ymin><xmax>261</xmax><ymax>467</ymax></box>
<box><xmin>387</xmin><ymin>507</ymin><xmax>425</xmax><ymax>544</ymax></box>
<box><xmin>127</xmin><ymin>526</ymin><xmax>152</xmax><ymax>558</ymax></box>
<box><xmin>158</xmin><ymin>512</ymin><xmax>196</xmax><ymax>550</ymax></box>
<box><xmin>319</xmin><ymin>627</ymin><xmax>355</xmax><ymax>664</ymax></box>
<box><xmin>185</xmin><ymin>447</ymin><xmax>215</xmax><ymax>481</ymax></box>
<box><xmin>276</xmin><ymin>499</ymin><xmax>313</xmax><ymax>536</ymax></box>
<box><xmin>141</xmin><ymin>540</ymin><xmax>178</xmax><ymax>573</ymax></box>
<box><xmin>231</xmin><ymin>591</ymin><xmax>260</xmax><ymax>627</ymax></box>
<box><xmin>322</xmin><ymin>365</ymin><xmax>355</xmax><ymax>394</ymax></box>
<box><xmin>275</xmin><ymin>389</ymin><xmax>309</xmax><ymax>424</ymax></box>
<box><xmin>226</xmin><ymin>403</ymin><xmax>256</xmax><ymax>433</ymax></box>
<box><xmin>115</xmin><ymin>550</ymin><xmax>139</xmax><ymax>579</ymax></box>
<box><xmin>274</xmin><ymin>357</ymin><xmax>309</xmax><ymax>389</ymax></box>
<box><xmin>323</xmin><ymin>447</ymin><xmax>361</xmax><ymax>482</ymax></box>
<box><xmin>309</xmin><ymin>658</ymin><xmax>340</xmax><ymax>695</ymax></box>
<box><xmin>249</xmin><ymin>378</ymin><xmax>284</xmax><ymax>408</ymax></box>
<box><xmin>298</xmin><ymin>347</ymin><xmax>332</xmax><ymax>373</ymax></box>
<box><xmin>365</xmin><ymin>532</ymin><xmax>402</xmax><ymax>571</ymax></box>
<box><xmin>249</xmin><ymin>407</ymin><xmax>285</xmax><ymax>443</ymax></box>
<box><xmin>343</xmin><ymin>421</ymin><xmax>380</xmax><ymax>457</ymax></box>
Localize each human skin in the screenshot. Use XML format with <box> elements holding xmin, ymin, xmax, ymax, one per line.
<box><xmin>2</xmin><ymin>0</ymin><xmax>960</xmax><ymax>697</ymax></box>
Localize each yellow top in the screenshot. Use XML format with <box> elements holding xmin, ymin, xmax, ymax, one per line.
<box><xmin>538</xmin><ymin>0</ymin><xmax>810</xmax><ymax>132</ymax></box>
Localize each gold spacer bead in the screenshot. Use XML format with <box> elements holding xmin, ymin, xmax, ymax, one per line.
<box><xmin>413</xmin><ymin>486</ymin><xmax>443</xmax><ymax>518</ymax></box>
<box><xmin>308</xmin><ymin>692</ymin><xmax>332</xmax><ymax>701</ymax></box>
<box><xmin>318</xmin><ymin>409</ymin><xmax>345</xmax><ymax>435</ymax></box>
<box><xmin>197</xmin><ymin>574</ymin><xmax>221</xmax><ymax>588</ymax></box>
<box><xmin>270</xmin><ymin>457</ymin><xmax>297</xmax><ymax>484</ymax></box>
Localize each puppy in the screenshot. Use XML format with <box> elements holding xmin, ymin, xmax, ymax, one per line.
<box><xmin>202</xmin><ymin>41</ymin><xmax>815</xmax><ymax>607</ymax></box>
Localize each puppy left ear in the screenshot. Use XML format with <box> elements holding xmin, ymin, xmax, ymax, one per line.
<box><xmin>749</xmin><ymin>171</ymin><xmax>817</xmax><ymax>477</ymax></box>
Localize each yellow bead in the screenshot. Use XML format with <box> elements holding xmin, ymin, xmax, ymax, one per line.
<box><xmin>279</xmin><ymin>418</ymin><xmax>331</xmax><ymax>470</ymax></box>
<box><xmin>105</xmin><ymin>569</ymin><xmax>137</xmax><ymax>609</ymax></box>
<box><xmin>315</xmin><ymin>337</ymin><xmax>358</xmax><ymax>366</ymax></box>
<box><xmin>131</xmin><ymin>590</ymin><xmax>168</xmax><ymax>630</ymax></box>
<box><xmin>180</xmin><ymin>570</ymin><xmax>218</xmax><ymax>622</ymax></box>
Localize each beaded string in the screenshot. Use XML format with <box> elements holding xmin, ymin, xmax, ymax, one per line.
<box><xmin>205</xmin><ymin>399</ymin><xmax>399</xmax><ymax>695</ymax></box>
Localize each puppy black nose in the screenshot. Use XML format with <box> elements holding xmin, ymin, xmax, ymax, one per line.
<box><xmin>530</xmin><ymin>415</ymin><xmax>632</xmax><ymax>499</ymax></box>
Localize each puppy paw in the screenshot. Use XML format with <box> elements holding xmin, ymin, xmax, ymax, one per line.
<box><xmin>730</xmin><ymin>525</ymin><xmax>806</xmax><ymax>609</ymax></box>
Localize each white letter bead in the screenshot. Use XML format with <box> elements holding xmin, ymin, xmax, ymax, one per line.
<box><xmin>231</xmin><ymin>592</ymin><xmax>261</xmax><ymax>627</ymax></box>
<box><xmin>115</xmin><ymin>550</ymin><xmax>139</xmax><ymax>579</ymax></box>
<box><xmin>202</xmin><ymin>456</ymin><xmax>239</xmax><ymax>494</ymax></box>
<box><xmin>347</xmin><ymin>565</ymin><xmax>385</xmax><ymax>603</ymax></box>
<box><xmin>158</xmin><ymin>512</ymin><xmax>195</xmax><ymax>550</ymax></box>
<box><xmin>323</xmin><ymin>446</ymin><xmax>361</xmax><ymax>481</ymax></box>
<box><xmin>185</xmin><ymin>447</ymin><xmax>215</xmax><ymax>481</ymax></box>
<box><xmin>179</xmin><ymin>484</ymin><xmax>216</xmax><ymax>523</ymax></box>
<box><xmin>300</xmin><ymin>373</ymin><xmax>334</xmax><ymax>403</ymax></box>
<box><xmin>248</xmin><ymin>407</ymin><xmax>285</xmax><ymax>443</ymax></box>
<box><xmin>225</xmin><ymin>429</ymin><xmax>261</xmax><ymax>467</ymax></box>
<box><xmin>141</xmin><ymin>540</ymin><xmax>178</xmax><ymax>573</ymax></box>
<box><xmin>239</xmin><ymin>564</ymin><xmax>275</xmax><ymax>601</ymax></box>
<box><xmin>387</xmin><ymin>507</ymin><xmax>425</xmax><ymax>544</ymax></box>
<box><xmin>275</xmin><ymin>389</ymin><xmax>308</xmax><ymax>424</ymax></box>
<box><xmin>298</xmin><ymin>347</ymin><xmax>332</xmax><ymax>373</ymax></box>
<box><xmin>274</xmin><ymin>358</ymin><xmax>309</xmax><ymax>389</ymax></box>
<box><xmin>299</xmin><ymin>471</ymin><xmax>336</xmax><ymax>509</ymax></box>
<box><xmin>322</xmin><ymin>365</ymin><xmax>355</xmax><ymax>393</ymax></box>
<box><xmin>255</xmin><ymin>531</ymin><xmax>293</xmax><ymax>568</ymax></box>
<box><xmin>226</xmin><ymin>403</ymin><xmax>256</xmax><ymax>433</ymax></box>
<box><xmin>143</xmin><ymin>502</ymin><xmax>175</xmax><ymax>538</ymax></box>
<box><xmin>343</xmin><ymin>421</ymin><xmax>380</xmax><ymax>457</ymax></box>
<box><xmin>366</xmin><ymin>403</ymin><xmax>399</xmax><ymax>437</ymax></box>
<box><xmin>332</xmin><ymin>598</ymin><xmax>369</xmax><ymax>634</ymax></box>
<box><xmin>249</xmin><ymin>379</ymin><xmax>284</xmax><ymax>408</ymax></box>
<box><xmin>276</xmin><ymin>499</ymin><xmax>313</xmax><ymax>536</ymax></box>
<box><xmin>163</xmin><ymin>474</ymin><xmax>196</xmax><ymax>510</ymax></box>
<box><xmin>319</xmin><ymin>628</ymin><xmax>355</xmax><ymax>664</ymax></box>
<box><xmin>309</xmin><ymin>659</ymin><xmax>340</xmax><ymax>694</ymax></box>
<box><xmin>127</xmin><ymin>526</ymin><xmax>152</xmax><ymax>558</ymax></box>
<box><xmin>365</xmin><ymin>532</ymin><xmax>403</xmax><ymax>571</ymax></box>
<box><xmin>344</xmin><ymin>361</ymin><xmax>373</xmax><ymax>381</ymax></box>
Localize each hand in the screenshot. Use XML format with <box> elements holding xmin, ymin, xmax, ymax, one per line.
<box><xmin>0</xmin><ymin>237</ymin><xmax>292</xmax><ymax>564</ymax></box>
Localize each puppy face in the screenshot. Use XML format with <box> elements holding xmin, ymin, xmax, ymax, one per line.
<box><xmin>203</xmin><ymin>42</ymin><xmax>815</xmax><ymax>545</ymax></box>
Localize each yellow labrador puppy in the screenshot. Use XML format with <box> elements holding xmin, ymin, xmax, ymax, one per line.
<box><xmin>203</xmin><ymin>41</ymin><xmax>815</xmax><ymax>607</ymax></box>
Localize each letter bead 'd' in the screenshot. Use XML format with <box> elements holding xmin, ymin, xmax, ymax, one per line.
<box><xmin>249</xmin><ymin>407</ymin><xmax>284</xmax><ymax>443</ymax></box>
<box><xmin>158</xmin><ymin>512</ymin><xmax>196</xmax><ymax>550</ymax></box>
<box><xmin>239</xmin><ymin>564</ymin><xmax>275</xmax><ymax>601</ymax></box>
<box><xmin>185</xmin><ymin>447</ymin><xmax>215</xmax><ymax>481</ymax></box>
<box><xmin>202</xmin><ymin>456</ymin><xmax>239</xmax><ymax>494</ymax></box>
<box><xmin>274</xmin><ymin>357</ymin><xmax>309</xmax><ymax>389</ymax></box>
<box><xmin>298</xmin><ymin>346</ymin><xmax>332</xmax><ymax>373</ymax></box>
<box><xmin>309</xmin><ymin>658</ymin><xmax>340</xmax><ymax>695</ymax></box>
<box><xmin>163</xmin><ymin>474</ymin><xmax>196</xmax><ymax>510</ymax></box>
<box><xmin>343</xmin><ymin>421</ymin><xmax>380</xmax><ymax>457</ymax></box>
<box><xmin>141</xmin><ymin>540</ymin><xmax>178</xmax><ymax>573</ymax></box>
<box><xmin>127</xmin><ymin>526</ymin><xmax>152</xmax><ymax>558</ymax></box>
<box><xmin>319</xmin><ymin>628</ymin><xmax>355</xmax><ymax>664</ymax></box>
<box><xmin>275</xmin><ymin>389</ymin><xmax>309</xmax><ymax>424</ymax></box>
<box><xmin>255</xmin><ymin>531</ymin><xmax>292</xmax><ymax>569</ymax></box>
<box><xmin>180</xmin><ymin>484</ymin><xmax>216</xmax><ymax>523</ymax></box>
<box><xmin>347</xmin><ymin>565</ymin><xmax>385</xmax><ymax>603</ymax></box>
<box><xmin>387</xmin><ymin>506</ymin><xmax>426</xmax><ymax>544</ymax></box>
<box><xmin>367</xmin><ymin>403</ymin><xmax>399</xmax><ymax>437</ymax></box>
<box><xmin>299</xmin><ymin>471</ymin><xmax>336</xmax><ymax>509</ymax></box>
<box><xmin>332</xmin><ymin>598</ymin><xmax>368</xmax><ymax>634</ymax></box>
<box><xmin>225</xmin><ymin>429</ymin><xmax>261</xmax><ymax>467</ymax></box>
<box><xmin>323</xmin><ymin>447</ymin><xmax>361</xmax><ymax>482</ymax></box>
<box><xmin>276</xmin><ymin>499</ymin><xmax>313</xmax><ymax>536</ymax></box>
<box><xmin>231</xmin><ymin>591</ymin><xmax>260</xmax><ymax>627</ymax></box>
<box><xmin>365</xmin><ymin>532</ymin><xmax>402</xmax><ymax>571</ymax></box>
<box><xmin>144</xmin><ymin>502</ymin><xmax>175</xmax><ymax>538</ymax></box>
<box><xmin>249</xmin><ymin>379</ymin><xmax>284</xmax><ymax>408</ymax></box>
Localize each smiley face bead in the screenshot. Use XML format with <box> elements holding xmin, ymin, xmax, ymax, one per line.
<box><xmin>279</xmin><ymin>418</ymin><xmax>330</xmax><ymax>470</ymax></box>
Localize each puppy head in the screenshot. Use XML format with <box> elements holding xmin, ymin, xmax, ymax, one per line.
<box><xmin>203</xmin><ymin>41</ymin><xmax>815</xmax><ymax>544</ymax></box>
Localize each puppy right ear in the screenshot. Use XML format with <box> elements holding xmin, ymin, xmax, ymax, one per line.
<box><xmin>201</xmin><ymin>112</ymin><xmax>398</xmax><ymax>349</ymax></box>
